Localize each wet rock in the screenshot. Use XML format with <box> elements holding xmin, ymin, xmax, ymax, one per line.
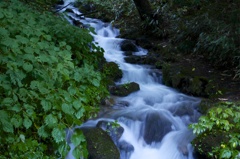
<box><xmin>97</xmin><ymin>120</ymin><xmax>124</xmax><ymax>144</ymax></box>
<box><xmin>65</xmin><ymin>8</ymin><xmax>74</xmax><ymax>13</ymax></box>
<box><xmin>120</xmin><ymin>40</ymin><xmax>138</xmax><ymax>52</ymax></box>
<box><xmin>169</xmin><ymin>104</ymin><xmax>194</xmax><ymax>116</ymax></box>
<box><xmin>178</xmin><ymin>145</ymin><xmax>188</xmax><ymax>156</ymax></box>
<box><xmin>118</xmin><ymin>141</ymin><xmax>134</xmax><ymax>152</ymax></box>
<box><xmin>123</xmin><ymin>51</ymin><xmax>133</xmax><ymax>56</ymax></box>
<box><xmin>124</xmin><ymin>55</ymin><xmax>157</xmax><ymax>65</ymax></box>
<box><xmin>143</xmin><ymin>111</ymin><xmax>172</xmax><ymax>144</ymax></box>
<box><xmin>81</xmin><ymin>127</ymin><xmax>120</xmax><ymax>159</ymax></box>
<box><xmin>192</xmin><ymin>130</ymin><xmax>230</xmax><ymax>159</ymax></box>
<box><xmin>103</xmin><ymin>62</ymin><xmax>123</xmax><ymax>83</ymax></box>
<box><xmin>162</xmin><ymin>63</ymin><xmax>216</xmax><ymax>97</ymax></box>
<box><xmin>114</xmin><ymin>101</ymin><xmax>130</xmax><ymax>108</ymax></box>
<box><xmin>56</xmin><ymin>0</ymin><xmax>64</xmax><ymax>5</ymax></box>
<box><xmin>109</xmin><ymin>82</ymin><xmax>140</xmax><ymax>97</ymax></box>
<box><xmin>72</xmin><ymin>19</ymin><xmax>83</xmax><ymax>27</ymax></box>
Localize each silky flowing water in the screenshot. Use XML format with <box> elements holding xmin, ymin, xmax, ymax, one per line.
<box><xmin>60</xmin><ymin>1</ymin><xmax>201</xmax><ymax>159</ymax></box>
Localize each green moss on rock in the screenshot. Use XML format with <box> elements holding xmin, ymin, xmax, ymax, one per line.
<box><xmin>162</xmin><ymin>63</ymin><xmax>216</xmax><ymax>97</ymax></box>
<box><xmin>103</xmin><ymin>62</ymin><xmax>123</xmax><ymax>84</ymax></box>
<box><xmin>81</xmin><ymin>127</ymin><xmax>120</xmax><ymax>159</ymax></box>
<box><xmin>109</xmin><ymin>82</ymin><xmax>140</xmax><ymax>96</ymax></box>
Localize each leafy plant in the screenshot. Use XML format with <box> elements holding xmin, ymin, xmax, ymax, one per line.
<box><xmin>0</xmin><ymin>0</ymin><xmax>108</xmax><ymax>158</ymax></box>
<box><xmin>190</xmin><ymin>102</ymin><xmax>240</xmax><ymax>159</ymax></box>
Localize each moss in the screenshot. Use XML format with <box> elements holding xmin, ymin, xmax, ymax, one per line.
<box><xmin>192</xmin><ymin>130</ymin><xmax>230</xmax><ymax>159</ymax></box>
<box><xmin>81</xmin><ymin>127</ymin><xmax>120</xmax><ymax>159</ymax></box>
<box><xmin>103</xmin><ymin>62</ymin><xmax>123</xmax><ymax>85</ymax></box>
<box><xmin>162</xmin><ymin>62</ymin><xmax>217</xmax><ymax>97</ymax></box>
<box><xmin>109</xmin><ymin>82</ymin><xmax>140</xmax><ymax>97</ymax></box>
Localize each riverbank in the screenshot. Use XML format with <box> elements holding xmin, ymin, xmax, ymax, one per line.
<box><xmin>75</xmin><ymin>1</ymin><xmax>240</xmax><ymax>103</ymax></box>
<box><xmin>72</xmin><ymin>1</ymin><xmax>240</xmax><ymax>158</ymax></box>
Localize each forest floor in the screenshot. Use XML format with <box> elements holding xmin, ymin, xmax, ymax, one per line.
<box><xmin>114</xmin><ymin>15</ymin><xmax>240</xmax><ymax>104</ymax></box>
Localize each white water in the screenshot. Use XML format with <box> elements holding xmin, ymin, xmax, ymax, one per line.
<box><xmin>61</xmin><ymin>1</ymin><xmax>201</xmax><ymax>159</ymax></box>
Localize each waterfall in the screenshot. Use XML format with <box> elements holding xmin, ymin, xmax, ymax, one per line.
<box><xmin>60</xmin><ymin>1</ymin><xmax>201</xmax><ymax>159</ymax></box>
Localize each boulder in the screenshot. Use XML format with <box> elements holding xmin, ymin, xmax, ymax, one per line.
<box><xmin>118</xmin><ymin>140</ymin><xmax>134</xmax><ymax>152</ymax></box>
<box><xmin>109</xmin><ymin>82</ymin><xmax>140</xmax><ymax>97</ymax></box>
<box><xmin>81</xmin><ymin>127</ymin><xmax>120</xmax><ymax>159</ymax></box>
<box><xmin>120</xmin><ymin>40</ymin><xmax>138</xmax><ymax>52</ymax></box>
<box><xmin>169</xmin><ymin>104</ymin><xmax>194</xmax><ymax>117</ymax></box>
<box><xmin>97</xmin><ymin>120</ymin><xmax>124</xmax><ymax>144</ymax></box>
<box><xmin>56</xmin><ymin>0</ymin><xmax>64</xmax><ymax>5</ymax></box>
<box><xmin>124</xmin><ymin>55</ymin><xmax>157</xmax><ymax>65</ymax></box>
<box><xmin>162</xmin><ymin>63</ymin><xmax>216</xmax><ymax>97</ymax></box>
<box><xmin>103</xmin><ymin>62</ymin><xmax>123</xmax><ymax>84</ymax></box>
<box><xmin>143</xmin><ymin>111</ymin><xmax>172</xmax><ymax>144</ymax></box>
<box><xmin>65</xmin><ymin>8</ymin><xmax>74</xmax><ymax>13</ymax></box>
<box><xmin>123</xmin><ymin>51</ymin><xmax>133</xmax><ymax>56</ymax></box>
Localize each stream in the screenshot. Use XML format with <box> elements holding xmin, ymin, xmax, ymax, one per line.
<box><xmin>59</xmin><ymin>1</ymin><xmax>201</xmax><ymax>159</ymax></box>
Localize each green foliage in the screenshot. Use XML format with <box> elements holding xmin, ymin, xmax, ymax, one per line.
<box><xmin>79</xmin><ymin>0</ymin><xmax>136</xmax><ymax>21</ymax></box>
<box><xmin>190</xmin><ymin>102</ymin><xmax>240</xmax><ymax>159</ymax></box>
<box><xmin>0</xmin><ymin>0</ymin><xmax>108</xmax><ymax>158</ymax></box>
<box><xmin>168</xmin><ymin>1</ymin><xmax>240</xmax><ymax>75</ymax></box>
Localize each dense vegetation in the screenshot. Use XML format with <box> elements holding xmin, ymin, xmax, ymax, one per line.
<box><xmin>1</xmin><ymin>0</ymin><xmax>239</xmax><ymax>158</ymax></box>
<box><xmin>78</xmin><ymin>0</ymin><xmax>240</xmax><ymax>158</ymax></box>
<box><xmin>0</xmin><ymin>0</ymin><xmax>108</xmax><ymax>158</ymax></box>
<box><xmin>190</xmin><ymin>102</ymin><xmax>240</xmax><ymax>159</ymax></box>
<box><xmin>81</xmin><ymin>0</ymin><xmax>240</xmax><ymax>78</ymax></box>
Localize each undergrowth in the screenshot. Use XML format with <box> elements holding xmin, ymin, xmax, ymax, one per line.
<box><xmin>0</xmin><ymin>0</ymin><xmax>108</xmax><ymax>158</ymax></box>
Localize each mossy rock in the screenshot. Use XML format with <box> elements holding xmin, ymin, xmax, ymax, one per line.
<box><xmin>192</xmin><ymin>130</ymin><xmax>230</xmax><ymax>159</ymax></box>
<box><xmin>81</xmin><ymin>127</ymin><xmax>120</xmax><ymax>159</ymax></box>
<box><xmin>103</xmin><ymin>62</ymin><xmax>123</xmax><ymax>84</ymax></box>
<box><xmin>162</xmin><ymin>63</ymin><xmax>216</xmax><ymax>97</ymax></box>
<box><xmin>120</xmin><ymin>40</ymin><xmax>138</xmax><ymax>52</ymax></box>
<box><xmin>109</xmin><ymin>82</ymin><xmax>140</xmax><ymax>96</ymax></box>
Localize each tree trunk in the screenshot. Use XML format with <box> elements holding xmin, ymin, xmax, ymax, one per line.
<box><xmin>132</xmin><ymin>0</ymin><xmax>154</xmax><ymax>20</ymax></box>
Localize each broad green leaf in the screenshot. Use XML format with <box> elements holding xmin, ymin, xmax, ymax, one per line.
<box><xmin>16</xmin><ymin>35</ymin><xmax>29</xmax><ymax>44</ymax></box>
<box><xmin>44</xmin><ymin>114</ymin><xmax>58</xmax><ymax>127</ymax></box>
<box><xmin>220</xmin><ymin>148</ymin><xmax>232</xmax><ymax>158</ymax></box>
<box><xmin>52</xmin><ymin>127</ymin><xmax>65</xmax><ymax>143</ymax></box>
<box><xmin>11</xmin><ymin>114</ymin><xmax>23</xmax><ymax>128</ymax></box>
<box><xmin>2</xmin><ymin>97</ymin><xmax>14</xmax><ymax>105</ymax></box>
<box><xmin>58</xmin><ymin>142</ymin><xmax>70</xmax><ymax>157</ymax></box>
<box><xmin>23</xmin><ymin>117</ymin><xmax>32</xmax><ymax>129</ymax></box>
<box><xmin>75</xmin><ymin>108</ymin><xmax>85</xmax><ymax>119</ymax></box>
<box><xmin>73</xmin><ymin>100</ymin><xmax>82</xmax><ymax>110</ymax></box>
<box><xmin>23</xmin><ymin>62</ymin><xmax>33</xmax><ymax>72</ymax></box>
<box><xmin>41</xmin><ymin>100</ymin><xmax>52</xmax><ymax>112</ymax></box>
<box><xmin>0</xmin><ymin>110</ymin><xmax>14</xmax><ymax>133</ymax></box>
<box><xmin>62</xmin><ymin>103</ymin><xmax>74</xmax><ymax>115</ymax></box>
<box><xmin>19</xmin><ymin>134</ymin><xmax>25</xmax><ymax>142</ymax></box>
<box><xmin>9</xmin><ymin>104</ymin><xmax>21</xmax><ymax>112</ymax></box>
<box><xmin>68</xmin><ymin>86</ymin><xmax>77</xmax><ymax>96</ymax></box>
<box><xmin>24</xmin><ymin>47</ymin><xmax>34</xmax><ymax>54</ymax></box>
<box><xmin>30</xmin><ymin>80</ymin><xmax>40</xmax><ymax>89</ymax></box>
<box><xmin>38</xmin><ymin>126</ymin><xmax>49</xmax><ymax>138</ymax></box>
<box><xmin>71</xmin><ymin>129</ymin><xmax>85</xmax><ymax>146</ymax></box>
<box><xmin>0</xmin><ymin>12</ymin><xmax>4</xmax><ymax>19</ymax></box>
<box><xmin>0</xmin><ymin>27</ymin><xmax>9</xmax><ymax>36</ymax></box>
<box><xmin>72</xmin><ymin>147</ymin><xmax>82</xmax><ymax>159</ymax></box>
<box><xmin>92</xmin><ymin>78</ymin><xmax>100</xmax><ymax>87</ymax></box>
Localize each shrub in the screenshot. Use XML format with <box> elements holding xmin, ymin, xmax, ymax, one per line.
<box><xmin>0</xmin><ymin>0</ymin><xmax>108</xmax><ymax>158</ymax></box>
<box><xmin>190</xmin><ymin>102</ymin><xmax>240</xmax><ymax>159</ymax></box>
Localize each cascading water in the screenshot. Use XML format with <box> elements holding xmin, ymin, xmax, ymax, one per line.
<box><xmin>60</xmin><ymin>1</ymin><xmax>201</xmax><ymax>159</ymax></box>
